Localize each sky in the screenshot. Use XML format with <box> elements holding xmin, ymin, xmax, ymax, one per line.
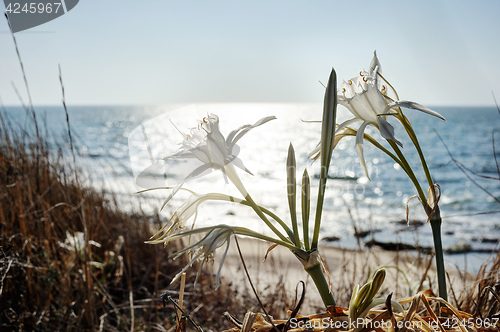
<box><xmin>1</xmin><ymin>0</ymin><xmax>500</xmax><ymax>106</ymax></box>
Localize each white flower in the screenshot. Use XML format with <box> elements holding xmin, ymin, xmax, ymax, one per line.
<box><xmin>312</xmin><ymin>52</ymin><xmax>445</xmax><ymax>179</ymax></box>
<box><xmin>59</xmin><ymin>231</ymin><xmax>101</xmax><ymax>252</ymax></box>
<box><xmin>164</xmin><ymin>113</ymin><xmax>276</xmax><ymax>203</ymax></box>
<box><xmin>170</xmin><ymin>226</ymin><xmax>234</xmax><ymax>288</ymax></box>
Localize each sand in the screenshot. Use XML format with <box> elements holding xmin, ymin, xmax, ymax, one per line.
<box><xmin>214</xmin><ymin>237</ymin><xmax>435</xmax><ymax>311</ymax></box>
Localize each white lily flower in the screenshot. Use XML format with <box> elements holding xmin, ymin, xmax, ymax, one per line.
<box><xmin>163</xmin><ymin>113</ymin><xmax>276</xmax><ymax>204</ymax></box>
<box><xmin>170</xmin><ymin>226</ymin><xmax>233</xmax><ymax>288</ymax></box>
<box><xmin>314</xmin><ymin>52</ymin><xmax>446</xmax><ymax>179</ymax></box>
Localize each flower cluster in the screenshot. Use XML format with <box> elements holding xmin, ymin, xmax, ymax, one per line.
<box><xmin>310</xmin><ymin>52</ymin><xmax>445</xmax><ymax>179</ymax></box>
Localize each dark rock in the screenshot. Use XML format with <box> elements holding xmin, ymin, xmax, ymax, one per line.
<box><xmin>323</xmin><ymin>236</ymin><xmax>340</xmax><ymax>242</ymax></box>
<box><xmin>472</xmin><ymin>237</ymin><xmax>499</xmax><ymax>244</ymax></box>
<box><xmin>364</xmin><ymin>239</ymin><xmax>432</xmax><ymax>253</ymax></box>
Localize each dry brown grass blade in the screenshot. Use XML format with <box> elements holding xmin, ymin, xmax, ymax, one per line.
<box><xmin>421</xmin><ymin>295</ymin><xmax>446</xmax><ymax>332</ymax></box>
<box><xmin>224</xmin><ymin>311</ymin><xmax>243</xmax><ymax>329</ymax></box>
<box><xmin>241</xmin><ymin>312</ymin><xmax>258</xmax><ymax>332</ymax></box>
<box><xmin>397</xmin><ymin>293</ymin><xmax>421</xmax><ymax>332</ymax></box>
<box><xmin>0</xmin><ymin>258</ymin><xmax>13</xmax><ymax>298</ymax></box>
<box><xmin>262</xmin><ymin>243</ymin><xmax>278</xmax><ymax>264</ymax></box>
<box><xmin>177</xmin><ymin>272</ymin><xmax>187</xmax><ymax>324</ymax></box>
<box><xmin>405</xmin><ymin>195</ymin><xmax>419</xmax><ymax>225</ymax></box>
<box><xmin>385</xmin><ymin>293</ymin><xmax>397</xmax><ymax>332</ymax></box>
<box><xmin>425</xmin><ymin>184</ymin><xmax>441</xmax><ymax>223</ymax></box>
<box><xmin>418</xmin><ymin>253</ymin><xmax>435</xmax><ymax>293</ymax></box>
<box><xmin>427</xmin><ymin>297</ymin><xmax>468</xmax><ymax>332</ymax></box>
<box><xmin>233</xmin><ymin>234</ymin><xmax>279</xmax><ymax>332</ymax></box>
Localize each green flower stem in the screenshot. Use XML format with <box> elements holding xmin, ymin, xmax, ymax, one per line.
<box><xmin>388</xmin><ymin>126</ymin><xmax>447</xmax><ymax>301</ymax></box>
<box><xmin>387</xmin><ymin>140</ymin><xmax>428</xmax><ymax>204</ymax></box>
<box><xmin>241</xmin><ymin>202</ymin><xmax>296</xmax><ymax>242</ymax></box>
<box><xmin>391</xmin><ymin>117</ymin><xmax>447</xmax><ymax>301</ymax></box>
<box><xmin>232</xmin><ymin>227</ymin><xmax>309</xmax><ymax>260</ymax></box>
<box><xmin>138</xmin><ymin>187</ymin><xmax>296</xmax><ymax>242</ymax></box>
<box><xmin>397</xmin><ymin>113</ymin><xmax>434</xmax><ymax>188</ymax></box>
<box><xmin>304</xmin><ymin>262</ymin><xmax>336</xmax><ymax>307</ymax></box>
<box><xmin>224</xmin><ymin>164</ymin><xmax>290</xmax><ymax>244</ymax></box>
<box><xmin>302</xmin><ymin>170</ymin><xmax>311</xmax><ymax>251</ymax></box>
<box><xmin>243</xmin><ymin>194</ymin><xmax>291</xmax><ymax>243</ymax></box>
<box><xmin>203</xmin><ymin>193</ymin><xmax>296</xmax><ymax>241</ymax></box>
<box><xmin>399</xmin><ymin>114</ymin><xmax>447</xmax><ymax>301</ymax></box>
<box><xmin>362</xmin><ymin>133</ymin><xmax>401</xmax><ymax>164</ymax></box>
<box><xmin>312</xmin><ymin>174</ymin><xmax>327</xmax><ymax>250</ymax></box>
<box><xmin>159</xmin><ymin>224</ymin><xmax>308</xmax><ymax>259</ymax></box>
<box><xmin>430</xmin><ymin>214</ymin><xmax>448</xmax><ymax>301</ymax></box>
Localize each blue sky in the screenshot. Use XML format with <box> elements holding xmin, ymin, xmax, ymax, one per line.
<box><xmin>1</xmin><ymin>0</ymin><xmax>499</xmax><ymax>106</ymax></box>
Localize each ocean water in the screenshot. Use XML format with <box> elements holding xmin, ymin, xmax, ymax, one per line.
<box><xmin>4</xmin><ymin>103</ymin><xmax>500</xmax><ymax>271</ymax></box>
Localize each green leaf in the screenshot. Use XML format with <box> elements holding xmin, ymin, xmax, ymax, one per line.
<box><xmin>302</xmin><ymin>169</ymin><xmax>310</xmax><ymax>250</ymax></box>
<box><xmin>287</xmin><ymin>143</ymin><xmax>299</xmax><ymax>246</ymax></box>
<box><xmin>354</xmin><ymin>282</ymin><xmax>372</xmax><ymax>309</ymax></box>
<box><xmin>312</xmin><ymin>68</ymin><xmax>337</xmax><ymax>250</ymax></box>
<box><xmin>368</xmin><ymin>268</ymin><xmax>386</xmax><ymax>300</ymax></box>
<box><xmin>320</xmin><ymin>69</ymin><xmax>338</xmax><ymax>173</ymax></box>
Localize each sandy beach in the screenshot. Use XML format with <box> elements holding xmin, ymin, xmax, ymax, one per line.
<box><xmin>215</xmin><ymin>237</ymin><xmax>444</xmax><ymax>312</ymax></box>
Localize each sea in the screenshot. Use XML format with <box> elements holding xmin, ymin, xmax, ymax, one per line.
<box><xmin>4</xmin><ymin>103</ymin><xmax>500</xmax><ymax>272</ymax></box>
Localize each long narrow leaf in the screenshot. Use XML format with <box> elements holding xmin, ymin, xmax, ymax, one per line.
<box><xmin>312</xmin><ymin>68</ymin><xmax>337</xmax><ymax>250</ymax></box>
<box><xmin>302</xmin><ymin>169</ymin><xmax>310</xmax><ymax>250</ymax></box>
<box><xmin>286</xmin><ymin>143</ymin><xmax>299</xmax><ymax>246</ymax></box>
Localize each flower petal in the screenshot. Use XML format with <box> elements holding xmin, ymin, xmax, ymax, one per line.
<box><xmin>307</xmin><ymin>141</ymin><xmax>321</xmax><ymax>161</ymax></box>
<box><xmin>226</xmin><ymin>124</ymin><xmax>251</xmax><ymax>146</ymax></box>
<box><xmin>215</xmin><ymin>232</ymin><xmax>232</xmax><ymax>289</ymax></box>
<box><xmin>370</xmin><ymin>50</ymin><xmax>382</xmax><ymax>75</ymax></box>
<box><xmin>385</xmin><ymin>100</ymin><xmax>446</xmax><ymax>121</ymax></box>
<box><xmin>135</xmin><ymin>161</ymin><xmax>167</xmax><ymax>189</ymax></box>
<box><xmin>378</xmin><ymin>117</ymin><xmax>403</xmax><ymax>147</ymax></box>
<box><xmin>355</xmin><ymin>122</ymin><xmax>370</xmax><ymax>180</ymax></box>
<box><xmin>230</xmin><ymin>156</ymin><xmax>254</xmax><ymax>176</ymax></box>
<box><xmin>227</xmin><ymin>116</ymin><xmax>277</xmax><ymax>151</ymax></box>
<box><xmin>336</xmin><ymin>118</ymin><xmax>363</xmax><ymax>133</ymax></box>
<box><xmin>160</xmin><ymin>163</ymin><xmax>212</xmax><ymax>210</ymax></box>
